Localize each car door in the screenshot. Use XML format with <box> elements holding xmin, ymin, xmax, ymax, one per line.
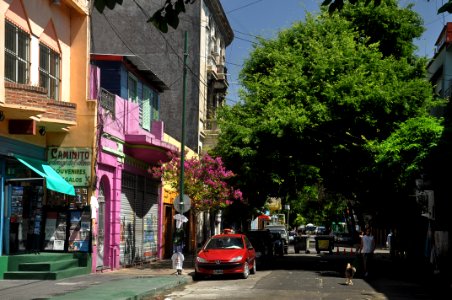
<box><xmin>244</xmin><ymin>236</ymin><xmax>256</xmax><ymax>262</ymax></box>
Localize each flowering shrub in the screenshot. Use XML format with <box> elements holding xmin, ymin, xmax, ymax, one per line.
<box><xmin>150</xmin><ymin>151</ymin><xmax>243</xmax><ymax>212</ymax></box>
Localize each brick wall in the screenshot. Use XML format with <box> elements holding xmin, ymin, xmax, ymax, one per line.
<box><xmin>5</xmin><ymin>82</ymin><xmax>76</xmax><ymax>122</ymax></box>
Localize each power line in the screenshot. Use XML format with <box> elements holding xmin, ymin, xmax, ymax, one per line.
<box><xmin>225</xmin><ymin>61</ymin><xmax>243</xmax><ymax>67</ymax></box>
<box><xmin>226</xmin><ymin>0</ymin><xmax>265</xmax><ymax>14</ymax></box>
<box><xmin>234</xmin><ymin>35</ymin><xmax>259</xmax><ymax>45</ymax></box>
<box><xmin>131</xmin><ymin>0</ymin><xmax>210</xmax><ymax>92</ymax></box>
<box><xmin>234</xmin><ymin>29</ymin><xmax>261</xmax><ymax>39</ymax></box>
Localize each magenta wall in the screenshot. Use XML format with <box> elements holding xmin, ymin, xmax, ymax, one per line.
<box><xmin>93</xmin><ymin>94</ymin><xmax>172</xmax><ymax>271</ymax></box>
<box><xmin>91</xmin><ymin>64</ymin><xmax>174</xmax><ymax>271</ymax></box>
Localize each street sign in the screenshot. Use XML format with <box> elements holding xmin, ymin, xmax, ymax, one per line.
<box><xmin>174</xmin><ymin>194</ymin><xmax>191</xmax><ymax>213</ymax></box>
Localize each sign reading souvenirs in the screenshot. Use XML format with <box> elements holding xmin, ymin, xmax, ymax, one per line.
<box><xmin>48</xmin><ymin>147</ymin><xmax>92</xmax><ymax>187</ymax></box>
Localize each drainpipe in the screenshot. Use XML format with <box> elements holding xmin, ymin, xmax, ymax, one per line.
<box><xmin>0</xmin><ymin>160</ymin><xmax>4</xmax><ymax>256</ymax></box>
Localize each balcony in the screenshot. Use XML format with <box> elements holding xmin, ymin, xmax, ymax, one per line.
<box><xmin>2</xmin><ymin>82</ymin><xmax>77</xmax><ymax>133</ymax></box>
<box><xmin>205</xmin><ymin>119</ymin><xmax>218</xmax><ymax>131</ymax></box>
<box><xmin>207</xmin><ymin>64</ymin><xmax>228</xmax><ymax>91</ymax></box>
<box><xmin>99</xmin><ymin>88</ymin><xmax>116</xmax><ymax>118</ymax></box>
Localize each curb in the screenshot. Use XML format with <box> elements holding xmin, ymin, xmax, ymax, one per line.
<box><xmin>49</xmin><ymin>275</ymin><xmax>192</xmax><ymax>300</ymax></box>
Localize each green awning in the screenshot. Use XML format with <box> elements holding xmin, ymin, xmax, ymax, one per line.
<box><xmin>15</xmin><ymin>154</ymin><xmax>76</xmax><ymax>196</ymax></box>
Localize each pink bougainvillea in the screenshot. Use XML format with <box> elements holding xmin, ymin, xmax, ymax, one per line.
<box><xmin>150</xmin><ymin>151</ymin><xmax>243</xmax><ymax>212</ymax></box>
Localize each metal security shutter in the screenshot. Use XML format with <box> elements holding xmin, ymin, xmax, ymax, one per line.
<box><xmin>120</xmin><ymin>172</ymin><xmax>136</xmax><ymax>266</ymax></box>
<box><xmin>143</xmin><ymin>179</ymin><xmax>159</xmax><ymax>259</ymax></box>
<box><xmin>135</xmin><ymin>176</ymin><xmax>145</xmax><ymax>261</ymax></box>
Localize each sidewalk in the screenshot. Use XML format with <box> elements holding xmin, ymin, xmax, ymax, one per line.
<box><xmin>0</xmin><ymin>258</ymin><xmax>195</xmax><ymax>300</ymax></box>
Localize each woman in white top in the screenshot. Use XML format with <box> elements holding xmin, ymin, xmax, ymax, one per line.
<box><xmin>359</xmin><ymin>227</ymin><xmax>376</xmax><ymax>277</ymax></box>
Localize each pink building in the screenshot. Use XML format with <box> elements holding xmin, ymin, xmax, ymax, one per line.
<box><xmin>90</xmin><ymin>60</ymin><xmax>176</xmax><ymax>271</ymax></box>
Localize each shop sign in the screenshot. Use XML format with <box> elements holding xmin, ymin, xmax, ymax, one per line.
<box><xmin>48</xmin><ymin>147</ymin><xmax>92</xmax><ymax>187</ymax></box>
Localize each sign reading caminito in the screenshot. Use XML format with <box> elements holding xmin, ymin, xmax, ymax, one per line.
<box><xmin>48</xmin><ymin>147</ymin><xmax>92</xmax><ymax>187</ymax></box>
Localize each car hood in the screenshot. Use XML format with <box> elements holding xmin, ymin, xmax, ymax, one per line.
<box><xmin>198</xmin><ymin>249</ymin><xmax>246</xmax><ymax>261</ymax></box>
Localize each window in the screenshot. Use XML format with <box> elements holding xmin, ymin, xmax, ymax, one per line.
<box><xmin>141</xmin><ymin>86</ymin><xmax>151</xmax><ymax>131</ymax></box>
<box><xmin>140</xmin><ymin>86</ymin><xmax>159</xmax><ymax>132</ymax></box>
<box><xmin>39</xmin><ymin>44</ymin><xmax>60</xmax><ymax>100</ymax></box>
<box><xmin>128</xmin><ymin>74</ymin><xmax>138</xmax><ymax>103</ymax></box>
<box><xmin>5</xmin><ymin>20</ymin><xmax>30</xmax><ymax>84</ymax></box>
<box><xmin>150</xmin><ymin>88</ymin><xmax>159</xmax><ymax>121</ymax></box>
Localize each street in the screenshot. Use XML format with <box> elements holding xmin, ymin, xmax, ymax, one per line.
<box><xmin>154</xmin><ymin>244</ymin><xmax>441</xmax><ymax>300</ymax></box>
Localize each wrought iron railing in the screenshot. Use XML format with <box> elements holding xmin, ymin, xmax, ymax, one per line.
<box><xmin>100</xmin><ymin>88</ymin><xmax>115</xmax><ymax>117</ymax></box>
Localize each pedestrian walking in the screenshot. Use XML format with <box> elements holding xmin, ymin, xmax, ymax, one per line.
<box><xmin>358</xmin><ymin>227</ymin><xmax>375</xmax><ymax>277</ymax></box>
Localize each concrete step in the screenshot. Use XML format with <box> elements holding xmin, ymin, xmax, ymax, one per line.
<box><xmin>18</xmin><ymin>259</ymin><xmax>80</xmax><ymax>271</ymax></box>
<box><xmin>4</xmin><ymin>266</ymin><xmax>90</xmax><ymax>280</ymax></box>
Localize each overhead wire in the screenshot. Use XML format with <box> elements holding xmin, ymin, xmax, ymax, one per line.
<box><xmin>100</xmin><ymin>0</ymin><xmax>251</xmax><ymax>107</ymax></box>
<box><xmin>131</xmin><ymin>0</ymin><xmax>210</xmax><ymax>93</ymax></box>
<box><xmin>95</xmin><ymin>0</ymin><xmax>219</xmax><ymax>128</ymax></box>
<box><xmin>225</xmin><ymin>0</ymin><xmax>266</xmax><ymax>14</ymax></box>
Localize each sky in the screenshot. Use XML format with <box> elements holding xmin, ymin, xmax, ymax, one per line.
<box><xmin>219</xmin><ymin>0</ymin><xmax>452</xmax><ymax>105</ymax></box>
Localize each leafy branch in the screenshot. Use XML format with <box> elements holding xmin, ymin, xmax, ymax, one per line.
<box><xmin>93</xmin><ymin>0</ymin><xmax>196</xmax><ymax>33</ymax></box>
<box><xmin>150</xmin><ymin>151</ymin><xmax>243</xmax><ymax>212</ymax></box>
<box><xmin>322</xmin><ymin>0</ymin><xmax>452</xmax><ymax>15</ymax></box>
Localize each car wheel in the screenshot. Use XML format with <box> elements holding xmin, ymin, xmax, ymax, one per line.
<box><xmin>250</xmin><ymin>259</ymin><xmax>256</xmax><ymax>274</ymax></box>
<box><xmin>193</xmin><ymin>272</ymin><xmax>203</xmax><ymax>281</ymax></box>
<box><xmin>242</xmin><ymin>262</ymin><xmax>250</xmax><ymax>279</ymax></box>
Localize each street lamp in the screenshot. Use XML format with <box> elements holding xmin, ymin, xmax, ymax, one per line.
<box><xmin>284</xmin><ymin>204</ymin><xmax>290</xmax><ymax>230</ymax></box>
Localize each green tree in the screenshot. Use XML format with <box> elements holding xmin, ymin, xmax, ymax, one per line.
<box><xmin>323</xmin><ymin>0</ymin><xmax>452</xmax><ymax>16</ymax></box>
<box><xmin>370</xmin><ymin>116</ymin><xmax>443</xmax><ymax>190</ymax></box>
<box><xmin>213</xmin><ymin>9</ymin><xmax>442</xmax><ymax>225</ymax></box>
<box><xmin>335</xmin><ymin>0</ymin><xmax>423</xmax><ymax>59</ymax></box>
<box><xmin>151</xmin><ymin>151</ymin><xmax>243</xmax><ymax>213</ymax></box>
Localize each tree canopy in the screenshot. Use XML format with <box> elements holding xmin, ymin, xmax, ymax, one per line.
<box><xmin>323</xmin><ymin>0</ymin><xmax>452</xmax><ymax>15</ymax></box>
<box><xmin>151</xmin><ymin>151</ymin><xmax>243</xmax><ymax>213</ymax></box>
<box><xmin>212</xmin><ymin>4</ymin><xmax>443</xmax><ymax>226</ymax></box>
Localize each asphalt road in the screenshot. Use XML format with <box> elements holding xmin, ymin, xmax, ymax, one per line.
<box><xmin>154</xmin><ymin>245</ymin><xmax>448</xmax><ymax>300</ymax></box>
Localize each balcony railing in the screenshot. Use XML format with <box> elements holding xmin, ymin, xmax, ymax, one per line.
<box><xmin>100</xmin><ymin>88</ymin><xmax>116</xmax><ymax>117</ymax></box>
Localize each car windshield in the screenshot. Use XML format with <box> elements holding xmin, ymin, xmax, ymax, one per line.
<box><xmin>205</xmin><ymin>237</ymin><xmax>244</xmax><ymax>249</ymax></box>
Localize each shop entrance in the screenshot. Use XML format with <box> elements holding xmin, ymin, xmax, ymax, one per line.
<box><xmin>5</xmin><ymin>179</ymin><xmax>44</xmax><ymax>254</ymax></box>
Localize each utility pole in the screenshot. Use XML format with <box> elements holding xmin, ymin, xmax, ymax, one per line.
<box><xmin>172</xmin><ymin>31</ymin><xmax>189</xmax><ymax>259</ymax></box>
<box><xmin>179</xmin><ymin>31</ymin><xmax>188</xmax><ymax>207</ymax></box>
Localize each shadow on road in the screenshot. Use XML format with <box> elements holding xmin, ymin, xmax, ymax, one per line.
<box><xmin>255</xmin><ymin>250</ymin><xmax>449</xmax><ymax>300</ymax></box>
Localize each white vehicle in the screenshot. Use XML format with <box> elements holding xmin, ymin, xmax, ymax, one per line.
<box><xmin>305</xmin><ymin>224</ymin><xmax>317</xmax><ymax>235</ymax></box>
<box><xmin>315</xmin><ymin>226</ymin><xmax>327</xmax><ymax>235</ymax></box>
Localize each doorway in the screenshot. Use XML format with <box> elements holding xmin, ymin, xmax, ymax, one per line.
<box><xmin>96</xmin><ymin>185</ymin><xmax>105</xmax><ymax>269</ymax></box>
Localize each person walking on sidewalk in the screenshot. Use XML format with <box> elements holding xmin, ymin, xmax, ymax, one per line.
<box><xmin>358</xmin><ymin>227</ymin><xmax>376</xmax><ymax>277</ymax></box>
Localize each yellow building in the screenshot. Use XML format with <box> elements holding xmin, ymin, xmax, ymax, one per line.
<box><xmin>0</xmin><ymin>0</ymin><xmax>94</xmax><ymax>279</ymax></box>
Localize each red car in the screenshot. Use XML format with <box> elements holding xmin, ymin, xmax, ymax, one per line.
<box><xmin>195</xmin><ymin>233</ymin><xmax>257</xmax><ymax>279</ymax></box>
